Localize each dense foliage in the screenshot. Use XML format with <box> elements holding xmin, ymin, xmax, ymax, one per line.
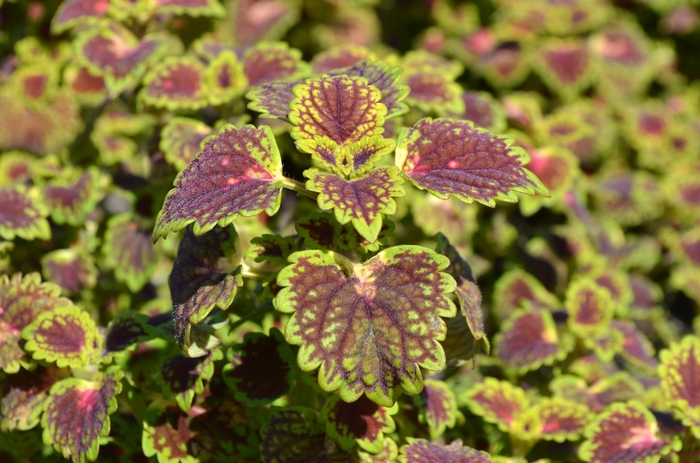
<box><xmin>1</xmin><ymin>0</ymin><xmax>700</xmax><ymax>462</ymax></box>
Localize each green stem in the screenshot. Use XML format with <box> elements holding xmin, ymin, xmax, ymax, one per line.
<box><xmin>240</xmin><ymin>263</ymin><xmax>275</xmax><ymax>280</ymax></box>
<box><xmin>282</xmin><ymin>176</ymin><xmax>318</xmax><ymax>200</ymax></box>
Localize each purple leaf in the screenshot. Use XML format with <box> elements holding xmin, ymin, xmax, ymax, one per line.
<box><xmin>493</xmin><ymin>269</ymin><xmax>560</xmax><ymax>320</ymax></box>
<box><xmin>520</xmin><ymin>398</ymin><xmax>590</xmax><ymax>442</ymax></box>
<box><xmin>160</xmin><ymin>117</ymin><xmax>215</xmax><ymax>172</ymax></box>
<box><xmin>463</xmin><ymin>378</ymin><xmax>527</xmax><ymax>433</ymax></box>
<box><xmin>41</xmin><ymin>249</ymin><xmax>98</xmax><ymax>294</ymax></box>
<box><xmin>449</xmin><ymin>91</ymin><xmax>506</xmax><ymax>132</ymax></box>
<box><xmin>0</xmin><ymin>187</ymin><xmax>50</xmax><ymax>241</ymax></box>
<box><xmin>42</xmin><ymin>167</ymin><xmax>106</xmax><ymax>226</ymax></box>
<box><xmin>247</xmin><ymin>80</ymin><xmax>300</xmax><ymax>120</ymax></box>
<box><xmin>103</xmin><ymin>213</ymin><xmax>156</xmax><ymax>292</ymax></box>
<box><xmin>104</xmin><ymin>310</ymin><xmax>154</xmax><ymax>356</ymax></box>
<box><xmin>140</xmin><ymin>56</ymin><xmax>208</xmax><ymax>110</ymax></box>
<box><xmin>1</xmin><ymin>366</ymin><xmax>69</xmax><ymax>431</ymax></box>
<box><xmin>229</xmin><ymin>0</ymin><xmax>299</xmax><ymax>44</ymax></box>
<box><xmin>161</xmin><ymin>349</ymin><xmax>222</xmax><ymax>412</ymax></box>
<box><xmin>51</xmin><ymin>0</ymin><xmax>110</xmax><ymax>33</ymax></box>
<box><xmin>416</xmin><ymin>379</ymin><xmax>460</xmax><ymax>440</ymax></box>
<box><xmin>565</xmin><ymin>279</ymin><xmax>614</xmax><ymax>338</ymax></box>
<box><xmin>153</xmin><ymin>125</ymin><xmax>284</xmax><ymax>241</ymax></box>
<box><xmin>204</xmin><ymin>50</ymin><xmax>248</xmax><ymax>105</ymax></box>
<box><xmin>534</xmin><ymin>38</ymin><xmax>596</xmax><ymax>99</ymax></box>
<box><xmin>659</xmin><ymin>335</ymin><xmax>700</xmax><ymax>437</ymax></box>
<box><xmin>312</xmin><ymin>45</ymin><xmax>375</xmax><ymax>74</ymax></box>
<box><xmin>403</xmin><ymin>72</ymin><xmax>464</xmax><ymax>114</ymax></box>
<box><xmin>396</xmin><ymin>118</ymin><xmax>548</xmax><ymax>207</ymax></box>
<box><xmin>243</xmin><ymin>42</ymin><xmax>305</xmax><ymax>87</ymax></box>
<box><xmin>322</xmin><ymin>394</ymin><xmax>396</xmax><ymax>452</ymax></box>
<box><xmin>399</xmin><ymin>439</ymin><xmax>492</xmax><ymax>463</ymax></box>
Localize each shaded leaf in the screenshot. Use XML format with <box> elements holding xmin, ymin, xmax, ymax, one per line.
<box><xmin>42</xmin><ymin>367</ymin><xmax>123</xmax><ymax>462</ymax></box>
<box><xmin>227</xmin><ymin>0</ymin><xmax>300</xmax><ymax>45</ymax></box>
<box><xmin>42</xmin><ymin>167</ymin><xmax>106</xmax><ymax>226</ymax></box>
<box><xmin>154</xmin><ymin>125</ymin><xmax>284</xmax><ymax>241</ymax></box>
<box><xmin>243</xmin><ymin>42</ymin><xmax>305</xmax><ymax>87</ymax></box>
<box><xmin>1</xmin><ymin>366</ymin><xmax>69</xmax><ymax>432</ymax></box>
<box><xmin>566</xmin><ymin>279</ymin><xmax>614</xmax><ymax>338</ymax></box>
<box><xmin>305</xmin><ymin>167</ymin><xmax>405</xmax><ymax>242</ymax></box>
<box><xmin>247</xmin><ymin>80</ymin><xmax>300</xmax><ymax>120</ymax></box>
<box><xmin>396</xmin><ymin>118</ymin><xmax>548</xmax><ymax>207</ymax></box>
<box><xmin>296</xmin><ymin>212</ymin><xmax>393</xmax><ymax>254</ymax></box>
<box><xmin>448</xmin><ymin>91</ymin><xmax>506</xmax><ymax>133</ymax></box>
<box><xmin>160</xmin><ymin>117</ymin><xmax>215</xmax><ymax>172</ymax></box>
<box><xmin>399</xmin><ymin>439</ymin><xmax>492</xmax><ymax>463</ymax></box>
<box><xmin>415</xmin><ymin>379</ymin><xmax>460</xmax><ymax>440</ymax></box>
<box><xmin>0</xmin><ymin>186</ymin><xmax>50</xmax><ymax>241</ymax></box>
<box><xmin>161</xmin><ymin>349</ymin><xmax>223</xmax><ymax>413</ymax></box>
<box><xmin>103</xmin><ymin>213</ymin><xmax>155</xmax><ymax>292</ymax></box>
<box><xmin>322</xmin><ymin>394</ymin><xmax>397</xmax><ymax>452</ymax></box>
<box><xmin>41</xmin><ymin>249</ymin><xmax>98</xmax><ymax>294</ymax></box>
<box><xmin>104</xmin><ymin>310</ymin><xmax>154</xmax><ymax>356</ymax></box>
<box><xmin>276</xmin><ymin>246</ymin><xmax>456</xmax><ymax>406</ymax></box>
<box><xmin>223</xmin><ymin>328</ymin><xmax>296</xmax><ymax>405</ymax></box>
<box><xmin>659</xmin><ymin>335</ymin><xmax>700</xmax><ymax>437</ymax></box>
<box><xmin>247</xmin><ymin>233</ymin><xmax>304</xmax><ymax>266</ymax></box>
<box><xmin>519</xmin><ymin>398</ymin><xmax>589</xmax><ymax>442</ymax></box>
<box><xmin>140</xmin><ymin>56</ymin><xmax>208</xmax><ymax>110</ymax></box>
<box><xmin>463</xmin><ymin>378</ymin><xmax>527</xmax><ymax>433</ymax></box>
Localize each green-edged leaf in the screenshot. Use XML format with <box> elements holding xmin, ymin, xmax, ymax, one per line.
<box><xmin>140</xmin><ymin>56</ymin><xmax>208</xmax><ymax>110</ymax></box>
<box><xmin>247</xmin><ymin>233</ymin><xmax>303</xmax><ymax>266</ymax></box>
<box><xmin>223</xmin><ymin>328</ymin><xmax>296</xmax><ymax>405</ymax></box>
<box><xmin>51</xmin><ymin>0</ymin><xmax>110</xmax><ymax>34</ymax></box>
<box><xmin>462</xmin><ymin>378</ymin><xmax>527</xmax><ymax>433</ymax></box>
<box><xmin>296</xmin><ymin>212</ymin><xmax>393</xmax><ymax>255</ymax></box>
<box><xmin>312</xmin><ymin>45</ymin><xmax>375</xmax><ymax>74</ymax></box>
<box><xmin>142</xmin><ymin>407</ymin><xmax>197</xmax><ymax>463</ymax></box>
<box><xmin>566</xmin><ymin>279</ymin><xmax>614</xmax><ymax>338</ymax></box>
<box><xmin>0</xmin><ymin>273</ymin><xmax>71</xmax><ymax>373</ymax></box>
<box><xmin>276</xmin><ymin>246</ymin><xmax>456</xmax><ymax>406</ymax></box>
<box><xmin>533</xmin><ymin>38</ymin><xmax>597</xmax><ymax>100</ymax></box>
<box><xmin>435</xmin><ymin>233</ymin><xmax>488</xmax><ymax>354</ymax></box>
<box><xmin>0</xmin><ymin>186</ymin><xmax>50</xmax><ymax>241</ymax></box>
<box><xmin>440</xmin><ymin>313</ymin><xmax>484</xmax><ymax>363</ymax></box>
<box><xmin>495</xmin><ymin>308</ymin><xmax>573</xmax><ymax>373</ymax></box>
<box><xmin>611</xmin><ymin>320</ymin><xmax>657</xmax><ymax>371</ymax></box>
<box><xmin>518</xmin><ymin>398</ymin><xmax>589</xmax><ymax>442</ymax></box>
<box><xmin>153</xmin><ymin>124</ymin><xmax>284</xmax><ymax>241</ymax></box>
<box><xmin>493</xmin><ymin>269</ymin><xmax>560</xmax><ymax>320</ymax></box>
<box><xmin>290</xmin><ymin>75</ymin><xmax>388</xmax><ymax>175</ymax></box>
<box><xmin>103</xmin><ymin>213</ymin><xmax>156</xmax><ymax>292</ymax></box>
<box><xmin>41</xmin><ymin>249</ymin><xmax>98</xmax><ymax>294</ymax></box>
<box><xmin>659</xmin><ymin>335</ymin><xmax>700</xmax><ymax>437</ymax></box>
<box><xmin>1</xmin><ymin>366</ymin><xmax>69</xmax><ymax>432</ymax></box>
<box><xmin>42</xmin><ymin>167</ymin><xmax>107</xmax><ymax>226</ymax></box>
<box><xmin>41</xmin><ymin>367</ymin><xmax>123</xmax><ymax>462</ymax></box>
<box><xmin>22</xmin><ymin>305</ymin><xmax>100</xmax><ymax>369</ymax></box>
<box><xmin>247</xmin><ymin>80</ymin><xmax>300</xmax><ymax>120</ymax></box>
<box><xmin>160</xmin><ymin>117</ymin><xmax>215</xmax><ymax>172</ymax></box>
<box><xmin>579</xmin><ymin>401</ymin><xmax>679</xmax><ymax>463</ymax></box>
<box><xmin>104</xmin><ymin>310</ymin><xmax>154</xmax><ymax>357</ymax></box>
<box><xmin>161</xmin><ymin>349</ymin><xmax>223</xmax><ymax>413</ymax></box>
<box><xmin>402</xmin><ymin>51</ymin><xmax>464</xmax><ymax>81</ymax></box>
<box><xmin>152</xmin><ymin>0</ymin><xmax>225</xmax><ymax>17</ymax></box>
<box><xmin>304</xmin><ymin>167</ymin><xmax>405</xmax><ymax>243</ymax></box>
<box><xmin>448</xmin><ymin>91</ymin><xmax>506</xmax><ymax>133</ymax></box>
<box><xmin>399</xmin><ymin>439</ymin><xmax>492</xmax><ymax>463</ymax></box>
<box><xmin>243</xmin><ymin>42</ymin><xmax>306</xmax><ymax>87</ymax></box>
<box><xmin>170</xmin><ymin>225</ymin><xmax>243</xmax><ymax>355</ymax></box>
<box><xmin>479</xmin><ymin>44</ymin><xmax>529</xmax><ymax>88</ymax></box>
<box><xmin>322</xmin><ymin>394</ymin><xmax>397</xmax><ymax>452</ymax></box>
<box><xmin>520</xmin><ymin>146</ymin><xmax>579</xmax><ymax>215</ymax></box>
<box><xmin>0</xmin><ymin>150</ymin><xmax>35</xmax><ymax>186</ymax></box>
<box><xmin>204</xmin><ymin>50</ymin><xmax>248</xmax><ymax>105</ymax></box>
<box><xmin>415</xmin><ymin>379</ymin><xmax>460</xmax><ymax>440</ymax></box>
<box><xmin>65</xmin><ymin>65</ymin><xmax>107</xmax><ymax>105</ymax></box>
<box><xmin>260</xmin><ymin>406</ymin><xmax>343</xmax><ymax>463</ymax></box>
<box><xmin>403</xmin><ymin>71</ymin><xmax>464</xmax><ymax>114</ymax></box>
<box><xmin>396</xmin><ymin>118</ymin><xmax>548</xmax><ymax>207</ymax></box>
<box><xmin>359</xmin><ymin>437</ymin><xmax>398</xmax><ymax>462</ymax></box>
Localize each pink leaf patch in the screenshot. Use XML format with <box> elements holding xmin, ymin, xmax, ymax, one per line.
<box><xmin>400</xmin><ymin>439</ymin><xmax>492</xmax><ymax>463</ymax></box>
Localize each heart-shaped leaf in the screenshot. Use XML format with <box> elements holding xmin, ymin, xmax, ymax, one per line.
<box><xmin>154</xmin><ymin>124</ymin><xmax>284</xmax><ymax>241</ymax></box>
<box><xmin>42</xmin><ymin>367</ymin><xmax>123</xmax><ymax>462</ymax></box>
<box><xmin>659</xmin><ymin>335</ymin><xmax>700</xmax><ymax>437</ymax></box>
<box><xmin>396</xmin><ymin>118</ymin><xmax>548</xmax><ymax>207</ymax></box>
<box><xmin>140</xmin><ymin>56</ymin><xmax>208</xmax><ymax>110</ymax></box>
<box><xmin>0</xmin><ymin>186</ymin><xmax>50</xmax><ymax>241</ymax></box>
<box><xmin>533</xmin><ymin>38</ymin><xmax>597</xmax><ymax>100</ymax></box>
<box><xmin>312</xmin><ymin>45</ymin><xmax>375</xmax><ymax>74</ymax></box>
<box><xmin>304</xmin><ymin>167</ymin><xmax>405</xmax><ymax>243</ymax></box>
<box><xmin>103</xmin><ymin>213</ymin><xmax>156</xmax><ymax>293</ymax></box>
<box><xmin>322</xmin><ymin>394</ymin><xmax>397</xmax><ymax>452</ymax></box>
<box><xmin>415</xmin><ymin>379</ymin><xmax>460</xmax><ymax>440</ymax></box>
<box><xmin>204</xmin><ymin>50</ymin><xmax>248</xmax><ymax>106</ymax></box>
<box><xmin>42</xmin><ymin>167</ymin><xmax>107</xmax><ymax>226</ymax></box>
<box><xmin>403</xmin><ymin>71</ymin><xmax>464</xmax><ymax>114</ymax></box>
<box><xmin>170</xmin><ymin>224</ymin><xmax>243</xmax><ymax>355</ymax></box>
<box><xmin>243</xmin><ymin>42</ymin><xmax>306</xmax><ymax>87</ymax></box>
<box><xmin>566</xmin><ymin>279</ymin><xmax>614</xmax><ymax>338</ymax></box>
<box><xmin>276</xmin><ymin>246</ymin><xmax>456</xmax><ymax>406</ymax></box>
<box><xmin>463</xmin><ymin>378</ymin><xmax>527</xmax><ymax>433</ymax></box>
<box><xmin>160</xmin><ymin>117</ymin><xmax>215</xmax><ymax>172</ymax></box>
<box><xmin>399</xmin><ymin>439</ymin><xmax>492</xmax><ymax>463</ymax></box>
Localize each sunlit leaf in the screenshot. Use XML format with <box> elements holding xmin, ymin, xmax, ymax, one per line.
<box><xmin>226</xmin><ymin>0</ymin><xmax>300</xmax><ymax>45</ymax></box>
<box><xmin>533</xmin><ymin>38</ymin><xmax>597</xmax><ymax>100</ymax></box>
<box><xmin>170</xmin><ymin>225</ymin><xmax>243</xmax><ymax>355</ymax></box>
<box><xmin>359</xmin><ymin>437</ymin><xmax>398</xmax><ymax>463</ymax></box>
<box><xmin>566</xmin><ymin>279</ymin><xmax>614</xmax><ymax>338</ymax></box>
<box><xmin>518</xmin><ymin>398</ymin><xmax>589</xmax><ymax>442</ymax></box>
<box><xmin>51</xmin><ymin>0</ymin><xmax>110</xmax><ymax>34</ymax></box>
<box><xmin>152</xmin><ymin>0</ymin><xmax>225</xmax><ymax>17</ymax></box>
<box><xmin>160</xmin><ymin>117</ymin><xmax>215</xmax><ymax>172</ymax></box>
<box><xmin>42</xmin><ymin>367</ymin><xmax>123</xmax><ymax>462</ymax></box>
<box><xmin>448</xmin><ymin>91</ymin><xmax>506</xmax><ymax>133</ymax></box>
<box><xmin>493</xmin><ymin>269</ymin><xmax>560</xmax><ymax>320</ymax></box>
<box><xmin>414</xmin><ymin>379</ymin><xmax>460</xmax><ymax>440</ymax></box>
<box><xmin>305</xmin><ymin>167</ymin><xmax>405</xmax><ymax>243</ymax></box>
<box><xmin>579</xmin><ymin>401</ymin><xmax>679</xmax><ymax>463</ymax></box>
<box><xmin>140</xmin><ymin>56</ymin><xmax>208</xmax><ymax>110</ymax></box>
<box><xmin>479</xmin><ymin>43</ymin><xmax>529</xmax><ymax>88</ymax></box>
<box><xmin>103</xmin><ymin>213</ymin><xmax>155</xmax><ymax>292</ymax></box>
<box><xmin>520</xmin><ymin>146</ymin><xmax>579</xmax><ymax>216</ymax></box>
<box><xmin>42</xmin><ymin>167</ymin><xmax>107</xmax><ymax>226</ymax></box>
<box><xmin>246</xmin><ymin>80</ymin><xmax>300</xmax><ymax>120</ymax></box>
<box><xmin>399</xmin><ymin>438</ymin><xmax>492</xmax><ymax>463</ymax></box>
<box><xmin>0</xmin><ymin>150</ymin><xmax>35</xmax><ymax>186</ymax></box>
<box><xmin>0</xmin><ymin>186</ymin><xmax>50</xmax><ymax>241</ymax></box>
<box><xmin>462</xmin><ymin>378</ymin><xmax>527</xmax><ymax>433</ymax></box>
<box><xmin>142</xmin><ymin>407</ymin><xmax>197</xmax><ymax>463</ymax></box>
<box><xmin>1</xmin><ymin>366</ymin><xmax>69</xmax><ymax>432</ymax></box>
<box><xmin>659</xmin><ymin>335</ymin><xmax>700</xmax><ymax>437</ymax></box>
<box><xmin>403</xmin><ymin>51</ymin><xmax>464</xmax><ymax>80</ymax></box>
<box><xmin>322</xmin><ymin>394</ymin><xmax>397</xmax><ymax>452</ymax></box>
<box><xmin>41</xmin><ymin>249</ymin><xmax>98</xmax><ymax>295</ymax></box>
<box><xmin>65</xmin><ymin>65</ymin><xmax>107</xmax><ymax>105</ymax></box>
<box><xmin>154</xmin><ymin>125</ymin><xmax>284</xmax><ymax>241</ymax></box>
<box><xmin>223</xmin><ymin>328</ymin><xmax>296</xmax><ymax>405</ymax></box>
<box><xmin>12</xmin><ymin>64</ymin><xmax>58</xmax><ymax>105</ymax></box>
<box><xmin>403</xmin><ymin>71</ymin><xmax>464</xmax><ymax>114</ymax></box>
<box><xmin>161</xmin><ymin>349</ymin><xmax>223</xmax><ymax>413</ymax></box>
<box><xmin>312</xmin><ymin>45</ymin><xmax>375</xmax><ymax>74</ymax></box>
<box><xmin>204</xmin><ymin>50</ymin><xmax>248</xmax><ymax>106</ymax></box>
<box><xmin>276</xmin><ymin>246</ymin><xmax>456</xmax><ymax>406</ymax></box>
<box><xmin>243</xmin><ymin>42</ymin><xmax>306</xmax><ymax>87</ymax></box>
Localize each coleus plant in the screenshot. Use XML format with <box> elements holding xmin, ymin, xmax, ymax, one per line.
<box><xmin>2</xmin><ymin>0</ymin><xmax>700</xmax><ymax>462</ymax></box>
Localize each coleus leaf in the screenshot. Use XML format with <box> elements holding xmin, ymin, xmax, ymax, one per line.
<box><xmin>403</xmin><ymin>71</ymin><xmax>464</xmax><ymax>114</ymax></box>
<box><xmin>247</xmin><ymin>233</ymin><xmax>304</xmax><ymax>266</ymax></box>
<box><xmin>153</xmin><ymin>125</ymin><xmax>284</xmax><ymax>241</ymax></box>
<box><xmin>12</xmin><ymin>64</ymin><xmax>58</xmax><ymax>105</ymax></box>
<box><xmin>399</xmin><ymin>439</ymin><xmax>492</xmax><ymax>463</ymax></box>
<box><xmin>521</xmin><ymin>145</ymin><xmax>579</xmax><ymax>215</ymax></box>
<box><xmin>41</xmin><ymin>367</ymin><xmax>123</xmax><ymax>463</ymax></box>
<box><xmin>448</xmin><ymin>91</ymin><xmax>507</xmax><ymax>133</ymax></box>
<box><xmin>160</xmin><ymin>117</ymin><xmax>215</xmax><ymax>172</ymax></box>
<box><xmin>276</xmin><ymin>246</ymin><xmax>456</xmax><ymax>406</ymax></box>
<box><xmin>0</xmin><ymin>273</ymin><xmax>71</xmax><ymax>373</ymax></box>
<box><xmin>533</xmin><ymin>38</ymin><xmax>597</xmax><ymax>100</ymax></box>
<box><xmin>659</xmin><ymin>335</ymin><xmax>700</xmax><ymax>437</ymax></box>
<box><xmin>565</xmin><ymin>279</ymin><xmax>614</xmax><ymax>338</ymax></box>
<box><xmin>102</xmin><ymin>213</ymin><xmax>156</xmax><ymax>292</ymax></box>
<box><xmin>395</xmin><ymin>118</ymin><xmax>548</xmax><ymax>207</ymax></box>
<box><xmin>359</xmin><ymin>437</ymin><xmax>398</xmax><ymax>463</ymax></box>
<box><xmin>104</xmin><ymin>310</ymin><xmax>154</xmax><ymax>357</ymax></box>
<box><xmin>296</xmin><ymin>212</ymin><xmax>394</xmax><ymax>254</ymax></box>
<box><xmin>228</xmin><ymin>0</ymin><xmax>300</xmax><ymax>45</ymax></box>
<box><xmin>41</xmin><ymin>249</ymin><xmax>98</xmax><ymax>294</ymax></box>
<box><xmin>247</xmin><ymin>80</ymin><xmax>300</xmax><ymax>120</ymax></box>
<box><xmin>402</xmin><ymin>51</ymin><xmax>464</xmax><ymax>81</ymax></box>
<box><xmin>170</xmin><ymin>224</ymin><xmax>243</xmax><ymax>356</ymax></box>
<box><xmin>518</xmin><ymin>398</ymin><xmax>590</xmax><ymax>442</ymax></box>
<box><xmin>140</xmin><ymin>56</ymin><xmax>208</xmax><ymax>110</ymax></box>
<box><xmin>243</xmin><ymin>42</ymin><xmax>306</xmax><ymax>87</ymax></box>
<box><xmin>304</xmin><ymin>167</ymin><xmax>405</xmax><ymax>243</ymax></box>
<box><xmin>610</xmin><ymin>320</ymin><xmax>657</xmax><ymax>372</ymax></box>
<box><xmin>0</xmin><ymin>150</ymin><xmax>35</xmax><ymax>186</ymax></box>
<box><xmin>493</xmin><ymin>269</ymin><xmax>560</xmax><ymax>320</ymax></box>
<box><xmin>441</xmin><ymin>313</ymin><xmax>484</xmax><ymax>363</ymax></box>
<box><xmin>142</xmin><ymin>407</ymin><xmax>196</xmax><ymax>463</ymax></box>
<box><xmin>152</xmin><ymin>0</ymin><xmax>225</xmax><ymax>17</ymax></box>
<box><xmin>204</xmin><ymin>50</ymin><xmax>248</xmax><ymax>106</ymax></box>
<box><xmin>322</xmin><ymin>394</ymin><xmax>397</xmax><ymax>452</ymax></box>
<box><xmin>0</xmin><ymin>186</ymin><xmax>50</xmax><ymax>241</ymax></box>
<box><xmin>261</xmin><ymin>406</ymin><xmax>350</xmax><ymax>463</ymax></box>
<box><xmin>479</xmin><ymin>43</ymin><xmax>530</xmax><ymax>88</ymax></box>
<box><xmin>161</xmin><ymin>349</ymin><xmax>223</xmax><ymax>413</ymax></box>
<box><xmin>51</xmin><ymin>0</ymin><xmax>110</xmax><ymax>34</ymax></box>
<box><xmin>435</xmin><ymin>233</ymin><xmax>488</xmax><ymax>354</ymax></box>
<box><xmin>22</xmin><ymin>305</ymin><xmax>100</xmax><ymax>368</ymax></box>
<box><xmin>311</xmin><ymin>45</ymin><xmax>375</xmax><ymax>74</ymax></box>
<box><xmin>414</xmin><ymin>379</ymin><xmax>460</xmax><ymax>440</ymax></box>
<box><xmin>1</xmin><ymin>366</ymin><xmax>69</xmax><ymax>432</ymax></box>
<box><xmin>76</xmin><ymin>27</ymin><xmax>163</xmax><ymax>93</ymax></box>
<box><xmin>495</xmin><ymin>308</ymin><xmax>573</xmax><ymax>373</ymax></box>
<box><xmin>222</xmin><ymin>328</ymin><xmax>296</xmax><ymax>405</ymax></box>
<box><xmin>578</xmin><ymin>401</ymin><xmax>680</xmax><ymax>463</ymax></box>
<box><xmin>463</xmin><ymin>378</ymin><xmax>528</xmax><ymax>433</ymax></box>
<box><xmin>42</xmin><ymin>167</ymin><xmax>107</xmax><ymax>227</ymax></box>
<box><xmin>66</xmin><ymin>66</ymin><xmax>107</xmax><ymax>104</ymax></box>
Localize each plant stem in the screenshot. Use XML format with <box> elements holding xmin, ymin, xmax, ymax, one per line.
<box><xmin>240</xmin><ymin>263</ymin><xmax>275</xmax><ymax>280</ymax></box>
<box><xmin>282</xmin><ymin>176</ymin><xmax>318</xmax><ymax>200</ymax></box>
